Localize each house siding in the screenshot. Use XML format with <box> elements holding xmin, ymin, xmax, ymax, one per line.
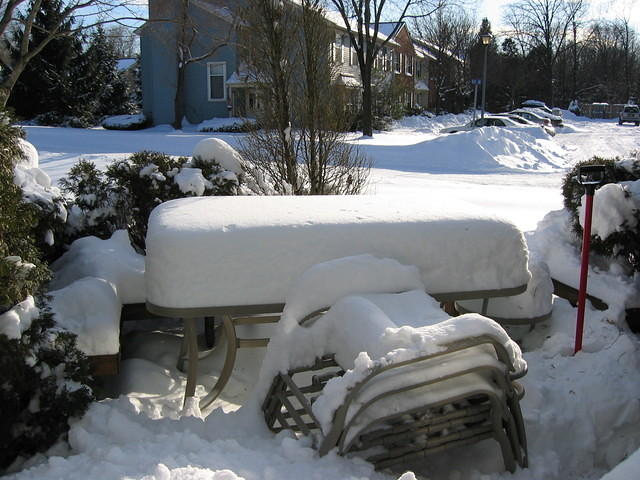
<box><xmin>141</xmin><ymin>0</ymin><xmax>238</xmax><ymax>125</ymax></box>
<box><xmin>142</xmin><ymin>1</ymin><xmax>436</xmax><ymax>125</ymax></box>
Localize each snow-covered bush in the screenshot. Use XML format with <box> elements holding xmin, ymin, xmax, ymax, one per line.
<box><xmin>101</xmin><ymin>113</ymin><xmax>149</xmax><ymax>131</ymax></box>
<box><xmin>0</xmin><ymin>111</ymin><xmax>93</xmax><ymax>472</ymax></box>
<box><xmin>107</xmin><ymin>150</ymin><xmax>243</xmax><ymax>252</ymax></box>
<box><xmin>0</xmin><ymin>300</ymin><xmax>93</xmax><ymax>472</ymax></box>
<box><xmin>0</xmin><ymin>115</ymin><xmax>49</xmax><ymax>310</ymax></box>
<box><xmin>562</xmin><ymin>155</ymin><xmax>640</xmax><ymax>272</ymax></box>
<box><xmin>59</xmin><ymin>160</ymin><xmax>121</xmax><ymax>241</ymax></box>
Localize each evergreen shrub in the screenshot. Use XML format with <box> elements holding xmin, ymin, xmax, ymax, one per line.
<box><xmin>561</xmin><ymin>155</ymin><xmax>640</xmax><ymax>272</ymax></box>
<box><xmin>62</xmin><ymin>151</ymin><xmax>243</xmax><ymax>252</ymax></box>
<box><xmin>0</xmin><ymin>302</ymin><xmax>93</xmax><ymax>471</ymax></box>
<box><xmin>0</xmin><ymin>110</ymin><xmax>93</xmax><ymax>471</ymax></box>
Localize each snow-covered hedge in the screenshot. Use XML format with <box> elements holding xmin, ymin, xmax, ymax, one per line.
<box><xmin>562</xmin><ymin>154</ymin><xmax>640</xmax><ymax>273</ymax></box>
<box><xmin>101</xmin><ymin>113</ymin><xmax>149</xmax><ymax>131</ymax></box>
<box><xmin>0</xmin><ymin>110</ymin><xmax>93</xmax><ymax>472</ymax></box>
<box><xmin>62</xmin><ymin>140</ymin><xmax>245</xmax><ymax>253</ymax></box>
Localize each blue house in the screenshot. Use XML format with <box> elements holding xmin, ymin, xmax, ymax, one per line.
<box><xmin>141</xmin><ymin>0</ymin><xmax>437</xmax><ymax>126</ymax></box>
<box><xmin>140</xmin><ymin>0</ymin><xmax>243</xmax><ymax>126</ymax></box>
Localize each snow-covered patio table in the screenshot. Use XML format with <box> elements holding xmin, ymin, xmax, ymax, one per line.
<box><xmin>144</xmin><ymin>194</ymin><xmax>531</xmax><ymax>408</ymax></box>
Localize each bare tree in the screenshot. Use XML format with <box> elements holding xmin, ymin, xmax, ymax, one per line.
<box><xmin>413</xmin><ymin>4</ymin><xmax>474</xmax><ymax>113</ymax></box>
<box><xmin>104</xmin><ymin>24</ymin><xmax>138</xmax><ymax>58</ymax></box>
<box><xmin>326</xmin><ymin>0</ymin><xmax>446</xmax><ymax>136</ymax></box>
<box><xmin>239</xmin><ymin>0</ymin><xmax>370</xmax><ymax>195</ymax></box>
<box><xmin>504</xmin><ymin>0</ymin><xmax>586</xmax><ymax>105</ymax></box>
<box><xmin>0</xmin><ymin>0</ymin><xmax>143</xmax><ymax>107</ymax></box>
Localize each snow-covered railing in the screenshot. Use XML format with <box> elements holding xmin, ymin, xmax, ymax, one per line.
<box><xmin>144</xmin><ymin>194</ymin><xmax>532</xmax><ymax>408</ymax></box>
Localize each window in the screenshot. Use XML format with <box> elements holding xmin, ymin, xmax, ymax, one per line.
<box><xmin>334</xmin><ymin>34</ymin><xmax>343</xmax><ymax>63</ymax></box>
<box><xmin>416</xmin><ymin>60</ymin><xmax>422</xmax><ymax>79</ymax></box>
<box><xmin>393</xmin><ymin>51</ymin><xmax>400</xmax><ymax>73</ymax></box>
<box><xmin>207</xmin><ymin>62</ymin><xmax>226</xmax><ymax>101</ymax></box>
<box><xmin>406</xmin><ymin>56</ymin><xmax>413</xmax><ymax>76</ymax></box>
<box><xmin>343</xmin><ymin>35</ymin><xmax>352</xmax><ymax>65</ymax></box>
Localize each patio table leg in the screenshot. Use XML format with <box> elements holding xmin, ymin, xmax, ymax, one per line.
<box><xmin>183</xmin><ymin>317</ymin><xmax>199</xmax><ymax>406</ymax></box>
<box><xmin>199</xmin><ymin>314</ymin><xmax>237</xmax><ymax>410</ymax></box>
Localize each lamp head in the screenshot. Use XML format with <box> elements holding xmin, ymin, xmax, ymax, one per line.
<box><xmin>480</xmin><ymin>33</ymin><xmax>492</xmax><ymax>45</ymax></box>
<box><xmin>578</xmin><ymin>165</ymin><xmax>606</xmax><ymax>186</ymax></box>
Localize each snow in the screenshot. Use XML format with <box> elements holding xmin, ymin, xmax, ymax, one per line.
<box><xmin>49</xmin><ymin>277</ymin><xmax>121</xmax><ymax>356</ymax></box>
<box><xmin>173</xmin><ymin>167</ymin><xmax>213</xmax><ymax>196</ymax></box>
<box><xmin>192</xmin><ymin>137</ymin><xmax>244</xmax><ymax>175</ymax></box>
<box><xmin>579</xmin><ymin>180</ymin><xmax>640</xmax><ymax>239</ymax></box>
<box><xmin>17</xmin><ymin>138</ymin><xmax>39</xmax><ymax>168</ymax></box>
<box><xmin>527</xmin><ymin>209</ymin><xmax>639</xmax><ymax>312</ymax></box>
<box><xmin>456</xmin><ymin>255</ymin><xmax>554</xmax><ymax>321</ymax></box>
<box><xmin>0</xmin><ymin>296</ymin><xmax>39</xmax><ymax>339</ymax></box>
<box><xmin>50</xmin><ymin>230</ymin><xmax>145</xmax><ymax>305</ymax></box>
<box><xmin>145</xmin><ymin>195</ymin><xmax>530</xmax><ymax>310</ymax></box>
<box><xmin>8</xmin><ymin>112</ymin><xmax>640</xmax><ymax>480</ymax></box>
<box><xmin>102</xmin><ymin>114</ymin><xmax>147</xmax><ymax>129</ymax></box>
<box><xmin>251</xmin><ymin>255</ymin><xmax>524</xmax><ymax>438</ymax></box>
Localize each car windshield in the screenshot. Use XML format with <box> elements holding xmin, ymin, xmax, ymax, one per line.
<box><xmin>624</xmin><ymin>106</ymin><xmax>639</xmax><ymax>113</ymax></box>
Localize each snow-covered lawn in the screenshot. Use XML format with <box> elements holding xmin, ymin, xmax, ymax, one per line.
<box><xmin>9</xmin><ymin>113</ymin><xmax>640</xmax><ymax>480</ymax></box>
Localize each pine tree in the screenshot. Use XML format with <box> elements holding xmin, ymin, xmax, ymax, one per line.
<box><xmin>69</xmin><ymin>26</ymin><xmax>133</xmax><ymax>123</ymax></box>
<box><xmin>7</xmin><ymin>0</ymin><xmax>82</xmax><ymax>119</ymax></box>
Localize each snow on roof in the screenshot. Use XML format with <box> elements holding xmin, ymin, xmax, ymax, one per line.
<box><xmin>145</xmin><ymin>194</ymin><xmax>530</xmax><ymax>310</ymax></box>
<box><xmin>323</xmin><ymin>9</ymin><xmax>399</xmax><ymax>46</ymax></box>
<box><xmin>414</xmin><ymin>43</ymin><xmax>437</xmax><ymax>61</ymax></box>
<box><xmin>191</xmin><ymin>0</ymin><xmax>235</xmax><ymax>23</ymax></box>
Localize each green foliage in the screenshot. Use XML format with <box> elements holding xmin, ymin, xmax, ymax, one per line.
<box><xmin>0</xmin><ymin>115</ymin><xmax>49</xmax><ymax>311</ymax></box>
<box><xmin>0</xmin><ymin>302</ymin><xmax>94</xmax><ymax>470</ymax></box>
<box><xmin>7</xmin><ymin>11</ymin><xmax>134</xmax><ymax>125</ymax></box>
<box><xmin>1</xmin><ymin>111</ymin><xmax>92</xmax><ymax>470</ymax></box>
<box><xmin>59</xmin><ymin>160</ymin><xmax>121</xmax><ymax>240</ymax></box>
<box><xmin>561</xmin><ymin>155</ymin><xmax>640</xmax><ymax>272</ymax></box>
<box><xmin>7</xmin><ymin>0</ymin><xmax>82</xmax><ymax>119</ymax></box>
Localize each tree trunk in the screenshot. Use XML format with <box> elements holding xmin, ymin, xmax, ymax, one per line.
<box><xmin>0</xmin><ymin>63</ymin><xmax>26</xmax><ymax>108</ymax></box>
<box><xmin>173</xmin><ymin>64</ymin><xmax>186</xmax><ymax>129</ymax></box>
<box><xmin>361</xmin><ymin>67</ymin><xmax>373</xmax><ymax>137</ymax></box>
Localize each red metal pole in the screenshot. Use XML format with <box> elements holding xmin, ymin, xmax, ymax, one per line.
<box><xmin>574</xmin><ymin>192</ymin><xmax>594</xmax><ymax>354</ymax></box>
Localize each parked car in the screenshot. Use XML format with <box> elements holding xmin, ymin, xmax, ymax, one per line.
<box><xmin>440</xmin><ymin>115</ymin><xmax>524</xmax><ymax>134</ymax></box>
<box><xmin>618</xmin><ymin>104</ymin><xmax>640</xmax><ymax>126</ymax></box>
<box><xmin>518</xmin><ymin>107</ymin><xmax>563</xmax><ymax>127</ymax></box>
<box><xmin>499</xmin><ymin>112</ymin><xmax>556</xmax><ymax>136</ymax></box>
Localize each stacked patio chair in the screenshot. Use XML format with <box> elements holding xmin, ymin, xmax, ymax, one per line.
<box><xmin>261</xmin><ymin>292</ymin><xmax>528</xmax><ymax>473</ymax></box>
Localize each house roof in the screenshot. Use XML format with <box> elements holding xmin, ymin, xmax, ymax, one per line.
<box><xmin>377</xmin><ymin>22</ymin><xmax>402</xmax><ymax>39</ymax></box>
<box><xmin>191</xmin><ymin>0</ymin><xmax>235</xmax><ymax>23</ymax></box>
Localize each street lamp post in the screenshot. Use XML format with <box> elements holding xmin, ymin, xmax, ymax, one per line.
<box><xmin>480</xmin><ymin>33</ymin><xmax>492</xmax><ymax>119</ymax></box>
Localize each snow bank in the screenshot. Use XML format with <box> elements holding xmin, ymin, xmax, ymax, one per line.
<box><xmin>0</xmin><ymin>296</ymin><xmax>39</xmax><ymax>339</ymax></box>
<box><xmin>360</xmin><ymin>123</ymin><xmax>570</xmax><ymax>174</ymax></box>
<box><xmin>51</xmin><ymin>230</ymin><xmax>145</xmax><ymax>304</ymax></box>
<box><xmin>425</xmin><ymin>126</ymin><xmax>567</xmax><ymax>172</ymax></box>
<box><xmin>49</xmin><ymin>277</ymin><xmax>121</xmax><ymax>356</ymax></box>
<box><xmin>192</xmin><ymin>138</ymin><xmax>244</xmax><ymax>175</ymax></box>
<box><xmin>527</xmin><ymin>209</ymin><xmax>639</xmax><ymax>313</ymax></box>
<box><xmin>145</xmin><ymin>195</ymin><xmax>530</xmax><ymax>310</ymax></box>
